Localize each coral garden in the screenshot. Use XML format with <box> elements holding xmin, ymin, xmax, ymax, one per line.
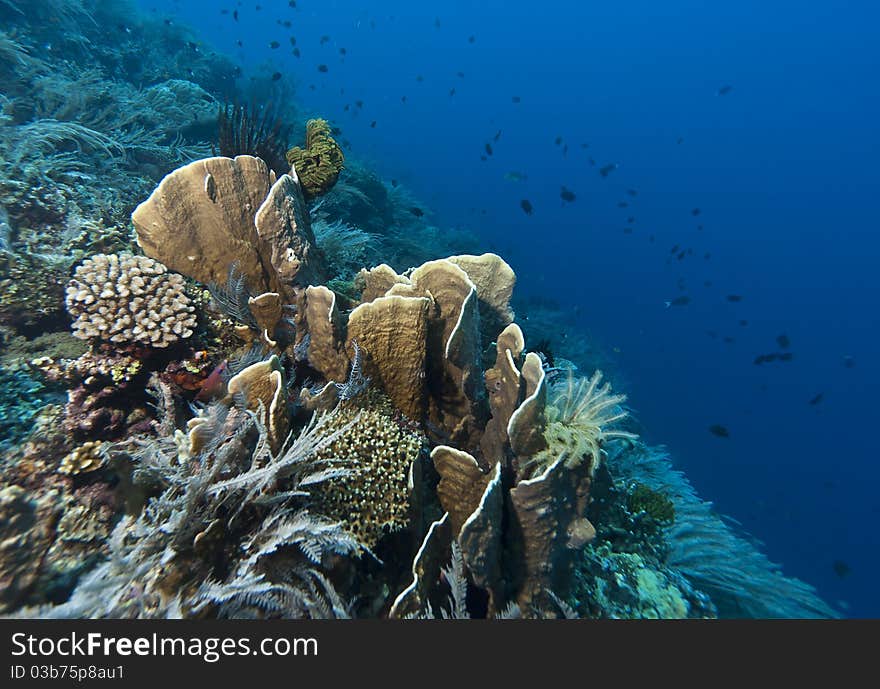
<box><xmin>0</xmin><ymin>1</ymin><xmax>838</xmax><ymax>619</ymax></box>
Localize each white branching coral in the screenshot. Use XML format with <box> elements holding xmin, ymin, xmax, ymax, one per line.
<box><xmin>65</xmin><ymin>253</ymin><xmax>196</xmax><ymax>347</ymax></box>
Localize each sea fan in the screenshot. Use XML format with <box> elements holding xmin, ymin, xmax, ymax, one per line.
<box><xmin>606</xmin><ymin>441</ymin><xmax>840</xmax><ymax>618</ymax></box>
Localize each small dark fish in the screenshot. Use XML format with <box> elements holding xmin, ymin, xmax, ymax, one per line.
<box><xmin>195</xmin><ymin>360</ymin><xmax>229</xmax><ymax>401</ymax></box>
<box><xmin>269</xmin><ymin>41</ymin><xmax>280</xmax><ymax>49</ymax></box>
<box><xmin>709</xmin><ymin>424</ymin><xmax>730</xmax><ymax>438</ymax></box>
<box><xmin>187</xmin><ymin>41</ymin><xmax>199</xmax><ymax>51</ymax></box>
<box><xmin>627</xmin><ymin>188</ymin><xmax>638</xmax><ymax>197</ymax></box>
<box><xmin>562</xmin><ymin>144</ymin><xmax>568</xmax><ymax>156</ymax></box>
<box><xmin>164</xmin><ymin>18</ymin><xmax>172</xmax><ymax>25</ymax></box>
<box><xmin>317</xmin><ymin>64</ymin><xmax>328</xmax><ymax>73</ymax></box>
<box><xmin>370</xmin><ymin>120</ymin><xmax>376</xmax><ymax>128</ymax></box>
<box><xmin>271</xmin><ymin>72</ymin><xmax>282</xmax><ymax>81</ymax></box>
<box><xmin>391</xmin><ymin>179</ymin><xmax>398</xmax><ymax>187</ymax></box>
<box><xmin>554</xmin><ymin>136</ymin><xmax>563</xmax><ymax>146</ymax></box>
<box><xmin>330</xmin><ymin>126</ymin><xmax>342</xmax><ymax>135</ymax></box>
<box><xmin>670</xmin><ymin>245</ymin><xmax>680</xmax><ymax>254</ymax></box>
<box><xmin>717</xmin><ymin>85</ymin><xmax>733</xmax><ymax>96</ymax></box>
<box><xmin>677</xmin><ymin>137</ymin><xmax>684</xmax><ymax>144</ymax></box>
<box><xmin>511</xmin><ymin>95</ymin><xmax>521</xmax><ymax>103</ymax></box>
<box><xmin>457</xmin><ymin>71</ymin><xmax>465</xmax><ymax>78</ymax></box>
<box><xmin>293</xmin><ymin>47</ymin><xmax>300</xmax><ymax>57</ymax></box>
<box><xmin>485</xmin><ymin>143</ymin><xmax>493</xmax><ymax>156</ymax></box>
<box><xmin>468</xmin><ymin>35</ymin><xmax>476</xmax><ymax>43</ymax></box>
<box><xmin>677</xmin><ymin>251</ymin><xmax>686</xmax><ymax>261</ymax></box>
<box><xmin>588</xmin><ymin>158</ymin><xmax>596</xmax><ymax>166</ymax></box>
<box><xmin>282</xmin><ymin>20</ymin><xmax>291</xmax><ymax>28</ymax></box>
<box><xmin>832</xmin><ymin>560</ymin><xmax>850</xmax><ymax>578</ymax></box>
<box><xmin>627</xmin><ymin>216</ymin><xmax>635</xmax><ymax>223</ymax></box>
<box><xmin>617</xmin><ymin>201</ymin><xmax>628</xmax><ymax>208</ymax></box>
<box><xmin>739</xmin><ymin>319</ymin><xmax>749</xmax><ymax>327</ymax></box>
<box><xmin>236</xmin><ymin>40</ymin><xmax>243</xmax><ymax>47</ymax></box>
<box><xmin>289</xmin><ymin>0</ymin><xmax>297</xmax><ymax>6</ymax></box>
<box><xmin>416</xmin><ymin>74</ymin><xmax>424</xmax><ymax>82</ymax></box>
<box><xmin>409</xmin><ymin>207</ymin><xmax>424</xmax><ymax>217</ymax></box>
<box><xmin>344</xmin><ymin>104</ymin><xmax>350</xmax><ymax>111</ymax></box>
<box><xmin>560</xmin><ymin>187</ymin><xmax>576</xmax><ymax>203</ymax></box>
<box><xmin>809</xmin><ymin>393</ymin><xmax>824</xmax><ymax>405</ymax></box>
<box><xmin>520</xmin><ymin>199</ymin><xmax>533</xmax><ymax>215</ymax></box>
<box><xmin>434</xmin><ymin>17</ymin><xmax>441</xmax><ymax>28</ymax></box>
<box><xmin>723</xmin><ymin>336</ymin><xmax>735</xmax><ymax>344</ymax></box>
<box><xmin>599</xmin><ymin>163</ymin><xmax>618</xmax><ymax>177</ymax></box>
<box><xmin>290</xmin><ymin>36</ymin><xmax>297</xmax><ymax>46</ymax></box>
<box><xmin>842</xmin><ymin>355</ymin><xmax>855</xmax><ymax>368</ymax></box>
<box><xmin>449</xmin><ymin>87</ymin><xmax>456</xmax><ymax>96</ymax></box>
<box><xmin>776</xmin><ymin>334</ymin><xmax>790</xmax><ymax>349</ymax></box>
<box><xmin>753</xmin><ymin>353</ymin><xmax>778</xmax><ymax>365</ymax></box>
<box><xmin>233</xmin><ymin>10</ymin><xmax>238</xmax><ymax>20</ymax></box>
<box><xmin>778</xmin><ymin>352</ymin><xmax>794</xmax><ymax>362</ymax></box>
<box><xmin>493</xmin><ymin>129</ymin><xmax>502</xmax><ymax>142</ymax></box>
<box><xmin>320</xmin><ymin>35</ymin><xmax>330</xmax><ymax>45</ymax></box>
<box><xmin>691</xmin><ymin>208</ymin><xmax>701</xmax><ymax>216</ymax></box>
<box><xmin>340</xmin><ymin>47</ymin><xmax>347</xmax><ymax>56</ymax></box>
<box><xmin>355</xmin><ymin>100</ymin><xmax>363</xmax><ymax>108</ymax></box>
<box><xmin>704</xmin><ymin>252</ymin><xmax>711</xmax><ymax>260</ymax></box>
<box><xmin>667</xmin><ymin>295</ymin><xmax>690</xmax><ymax>307</ymax></box>
<box><xmin>726</xmin><ymin>294</ymin><xmax>742</xmax><ymax>302</ymax></box>
<box><xmin>400</xmin><ymin>95</ymin><xmax>407</xmax><ymax>103</ymax></box>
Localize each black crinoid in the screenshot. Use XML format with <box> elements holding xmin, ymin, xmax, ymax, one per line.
<box><xmin>216</xmin><ymin>101</ymin><xmax>292</xmax><ymax>177</ymax></box>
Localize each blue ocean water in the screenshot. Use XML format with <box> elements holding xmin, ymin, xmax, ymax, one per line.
<box><xmin>106</xmin><ymin>0</ymin><xmax>880</xmax><ymax>615</ymax></box>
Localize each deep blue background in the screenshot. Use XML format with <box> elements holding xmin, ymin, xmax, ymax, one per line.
<box><xmin>141</xmin><ymin>0</ymin><xmax>880</xmax><ymax>616</ymax></box>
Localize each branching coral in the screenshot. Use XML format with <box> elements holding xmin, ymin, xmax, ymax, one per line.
<box><xmin>65</xmin><ymin>253</ymin><xmax>196</xmax><ymax>348</ymax></box>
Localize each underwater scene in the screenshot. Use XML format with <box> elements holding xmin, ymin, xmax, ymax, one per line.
<box><xmin>0</xmin><ymin>0</ymin><xmax>876</xmax><ymax>619</ymax></box>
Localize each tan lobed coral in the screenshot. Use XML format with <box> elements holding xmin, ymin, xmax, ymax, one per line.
<box><xmin>346</xmin><ymin>294</ymin><xmax>431</xmax><ymax>421</ymax></box>
<box><xmin>131</xmin><ymin>155</ymin><xmax>324</xmax><ymax>302</ymax></box>
<box><xmin>225</xmin><ymin>355</ymin><xmax>289</xmax><ymax>453</ymax></box>
<box><xmin>65</xmin><ymin>254</ymin><xmax>195</xmax><ymax>348</ymax></box>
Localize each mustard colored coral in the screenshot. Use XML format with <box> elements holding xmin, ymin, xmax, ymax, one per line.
<box><xmin>285</xmin><ymin>118</ymin><xmax>345</xmax><ymax>199</ymax></box>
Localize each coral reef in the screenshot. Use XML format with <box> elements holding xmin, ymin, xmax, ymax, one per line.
<box><xmin>0</xmin><ymin>3</ymin><xmax>840</xmax><ymax>622</ymax></box>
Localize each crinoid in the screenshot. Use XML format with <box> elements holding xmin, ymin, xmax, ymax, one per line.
<box><xmin>526</xmin><ymin>369</ymin><xmax>638</xmax><ymax>478</ymax></box>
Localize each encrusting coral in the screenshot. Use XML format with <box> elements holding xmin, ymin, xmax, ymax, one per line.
<box><xmin>309</xmin><ymin>391</ymin><xmax>427</xmax><ymax>549</ymax></box>
<box><xmin>65</xmin><ymin>253</ymin><xmax>195</xmax><ymax>348</ymax></box>
<box><xmin>285</xmin><ymin>118</ymin><xmax>345</xmax><ymax>200</ymax></box>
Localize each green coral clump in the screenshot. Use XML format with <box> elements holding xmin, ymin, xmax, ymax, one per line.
<box><xmin>0</xmin><ymin>254</ymin><xmax>68</xmax><ymax>331</ymax></box>
<box><xmin>572</xmin><ymin>546</ymin><xmax>715</xmax><ymax>619</ymax></box>
<box><xmin>309</xmin><ymin>391</ymin><xmax>425</xmax><ymax>548</ymax></box>
<box><xmin>628</xmin><ymin>482</ymin><xmax>675</xmax><ymax>524</ymax></box>
<box><xmin>0</xmin><ymin>363</ymin><xmax>63</xmax><ymax>451</ymax></box>
<box><xmin>285</xmin><ymin>118</ymin><xmax>345</xmax><ymax>200</ymax></box>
